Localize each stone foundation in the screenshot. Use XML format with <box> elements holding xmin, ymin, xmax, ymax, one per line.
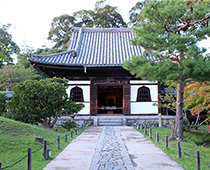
<box><xmin>55</xmin><ymin>115</ymin><xmax>175</xmax><ymax>128</ymax></box>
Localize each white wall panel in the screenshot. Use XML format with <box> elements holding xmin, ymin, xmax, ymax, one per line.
<box><xmin>130</xmin><ymin>85</ymin><xmax>158</xmax><ymax>102</ymax></box>
<box><xmin>67</xmin><ymin>85</ymin><xmax>90</xmax><ymax>102</ymax></box>
<box><xmin>67</xmin><ymin>82</ymin><xmax>90</xmax><ymax>114</ymax></box>
<box><xmin>77</xmin><ymin>103</ymin><xmax>90</xmax><ymax>114</ymax></box>
<box><xmin>131</xmin><ymin>102</ymin><xmax>158</xmax><ymax>114</ymax></box>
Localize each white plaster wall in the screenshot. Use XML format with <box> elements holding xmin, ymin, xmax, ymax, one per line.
<box><xmin>131</xmin><ymin>102</ymin><xmax>158</xmax><ymax>114</ymax></box>
<box><xmin>130</xmin><ymin>80</ymin><xmax>158</xmax><ymax>84</ymax></box>
<box><xmin>130</xmin><ymin>85</ymin><xmax>158</xmax><ymax>102</ymax></box>
<box><xmin>130</xmin><ymin>83</ymin><xmax>158</xmax><ymax>114</ymax></box>
<box><xmin>77</xmin><ymin>103</ymin><xmax>90</xmax><ymax>114</ymax></box>
<box><xmin>67</xmin><ymin>81</ymin><xmax>90</xmax><ymax>114</ymax></box>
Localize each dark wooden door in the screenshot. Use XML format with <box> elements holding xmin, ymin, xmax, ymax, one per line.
<box><xmin>123</xmin><ymin>84</ymin><xmax>130</xmax><ymax>114</ymax></box>
<box><xmin>90</xmin><ymin>84</ymin><xmax>97</xmax><ymax>114</ymax></box>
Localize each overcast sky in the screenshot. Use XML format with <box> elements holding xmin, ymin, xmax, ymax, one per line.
<box><xmin>0</xmin><ymin>0</ymin><xmax>209</xmax><ymax>53</ymax></box>
<box><xmin>0</xmin><ymin>0</ymin><xmax>139</xmax><ymax>50</ymax></box>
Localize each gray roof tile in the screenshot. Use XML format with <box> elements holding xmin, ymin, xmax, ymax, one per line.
<box><xmin>29</xmin><ymin>27</ymin><xmax>146</xmax><ymax>67</ymax></box>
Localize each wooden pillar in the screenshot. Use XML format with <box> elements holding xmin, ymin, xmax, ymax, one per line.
<box><xmin>90</xmin><ymin>82</ymin><xmax>97</xmax><ymax>114</ymax></box>
<box><xmin>123</xmin><ymin>83</ymin><xmax>130</xmax><ymax>114</ymax></box>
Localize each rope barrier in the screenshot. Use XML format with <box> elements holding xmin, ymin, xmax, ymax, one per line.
<box><xmin>31</xmin><ymin>146</ymin><xmax>44</xmax><ymax>154</ymax></box>
<box><xmin>2</xmin><ymin>154</ymin><xmax>28</xmax><ymax>170</ymax></box>
<box><xmin>180</xmin><ymin>146</ymin><xmax>197</xmax><ymax>159</ymax></box>
<box><xmin>136</xmin><ymin>127</ymin><xmax>210</xmax><ymax>169</ymax></box>
<box><xmin>1</xmin><ymin>126</ymin><xmax>87</xmax><ymax>169</ymax></box>
<box><xmin>200</xmin><ymin>157</ymin><xmax>210</xmax><ymax>168</ymax></box>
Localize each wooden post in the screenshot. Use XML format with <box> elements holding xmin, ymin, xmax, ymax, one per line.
<box><xmin>177</xmin><ymin>141</ymin><xmax>181</xmax><ymax>159</ymax></box>
<box><xmin>81</xmin><ymin>124</ymin><xmax>84</xmax><ymax>129</ymax></box>
<box><xmin>144</xmin><ymin>127</ymin><xmax>147</xmax><ymax>134</ymax></box>
<box><xmin>28</xmin><ymin>148</ymin><xmax>32</xmax><ymax>170</ymax></box>
<box><xmin>196</xmin><ymin>150</ymin><xmax>200</xmax><ymax>170</ymax></box>
<box><xmin>165</xmin><ymin>136</ymin><xmax>168</xmax><ymax>150</ymax></box>
<box><xmin>65</xmin><ymin>132</ymin><xmax>67</xmax><ymax>142</ymax></box>
<box><xmin>79</xmin><ymin>126</ymin><xmax>81</xmax><ymax>132</ymax></box>
<box><xmin>75</xmin><ymin>128</ymin><xmax>78</xmax><ymax>135</ymax></box>
<box><xmin>149</xmin><ymin>128</ymin><xmax>152</xmax><ymax>139</ymax></box>
<box><xmin>156</xmin><ymin>132</ymin><xmax>159</xmax><ymax>142</ymax></box>
<box><xmin>71</xmin><ymin>129</ymin><xmax>73</xmax><ymax>138</ymax></box>
<box><xmin>57</xmin><ymin>135</ymin><xmax>60</xmax><ymax>149</ymax></box>
<box><xmin>0</xmin><ymin>162</ymin><xmax>2</xmax><ymax>170</ymax></box>
<box><xmin>44</xmin><ymin>141</ymin><xmax>47</xmax><ymax>160</ymax></box>
<box><xmin>140</xmin><ymin>125</ymin><xmax>143</xmax><ymax>131</ymax></box>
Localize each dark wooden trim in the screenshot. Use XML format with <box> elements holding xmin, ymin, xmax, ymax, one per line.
<box><xmin>68</xmin><ymin>84</ymin><xmax>90</xmax><ymax>86</ymax></box>
<box><xmin>90</xmin><ymin>82</ymin><xmax>97</xmax><ymax>115</ymax></box>
<box><xmin>123</xmin><ymin>83</ymin><xmax>130</xmax><ymax>114</ymax></box>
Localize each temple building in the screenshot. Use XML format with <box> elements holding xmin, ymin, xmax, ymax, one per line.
<box><xmin>29</xmin><ymin>27</ymin><xmax>160</xmax><ymax>116</ymax></box>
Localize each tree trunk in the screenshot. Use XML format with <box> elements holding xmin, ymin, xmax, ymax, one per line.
<box><xmin>41</xmin><ymin>120</ymin><xmax>52</xmax><ymax>130</ymax></box>
<box><xmin>171</xmin><ymin>82</ymin><xmax>184</xmax><ymax>141</ymax></box>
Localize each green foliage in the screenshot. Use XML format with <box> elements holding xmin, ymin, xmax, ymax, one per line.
<box><xmin>0</xmin><ymin>24</ymin><xmax>20</xmax><ymax>67</ymax></box>
<box><xmin>6</xmin><ymin>78</ymin><xmax>63</xmax><ymax>128</ymax></box>
<box><xmin>0</xmin><ymin>64</ymin><xmax>40</xmax><ymax>91</ymax></box>
<box><xmin>93</xmin><ymin>0</ymin><xmax>126</xmax><ymax>28</ymax></box>
<box><xmin>48</xmin><ymin>0</ymin><xmax>126</xmax><ymax>50</ymax></box>
<box><xmin>184</xmin><ymin>81</ymin><xmax>210</xmax><ymax>130</ymax></box>
<box><xmin>0</xmin><ymin>117</ymin><xmax>84</xmax><ymax>170</ymax></box>
<box><xmin>6</xmin><ymin>77</ymin><xmax>83</xmax><ymax>129</ymax></box>
<box><xmin>0</xmin><ymin>92</ymin><xmax>8</xmax><ymax>115</ymax></box>
<box><xmin>128</xmin><ymin>0</ymin><xmax>150</xmax><ymax>26</ymax></box>
<box><xmin>184</xmin><ymin>81</ymin><xmax>210</xmax><ymax>114</ymax></box>
<box><xmin>61</xmin><ymin>121</ymin><xmax>78</xmax><ymax>131</ymax></box>
<box><xmin>61</xmin><ymin>99</ymin><xmax>84</xmax><ymax>115</ymax></box>
<box><xmin>48</xmin><ymin>14</ymin><xmax>76</xmax><ymax>50</ymax></box>
<box><xmin>124</xmin><ymin>0</ymin><xmax>210</xmax><ymax>140</ymax></box>
<box><xmin>137</xmin><ymin>126</ymin><xmax>210</xmax><ymax>170</ymax></box>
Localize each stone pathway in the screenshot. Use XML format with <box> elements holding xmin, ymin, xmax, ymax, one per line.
<box><xmin>89</xmin><ymin>127</ymin><xmax>134</xmax><ymax>170</ymax></box>
<box><xmin>43</xmin><ymin>126</ymin><xmax>184</xmax><ymax>170</ymax></box>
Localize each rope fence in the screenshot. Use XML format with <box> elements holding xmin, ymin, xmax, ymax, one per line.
<box><xmin>136</xmin><ymin>124</ymin><xmax>210</xmax><ymax>170</ymax></box>
<box><xmin>0</xmin><ymin>123</ymin><xmax>88</xmax><ymax>170</ymax></box>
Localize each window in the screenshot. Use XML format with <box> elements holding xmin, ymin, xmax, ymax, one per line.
<box><xmin>137</xmin><ymin>86</ymin><xmax>151</xmax><ymax>102</ymax></box>
<box><xmin>70</xmin><ymin>86</ymin><xmax>84</xmax><ymax>102</ymax></box>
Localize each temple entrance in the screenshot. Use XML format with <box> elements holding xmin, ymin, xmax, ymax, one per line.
<box><xmin>98</xmin><ymin>85</ymin><xmax>123</xmax><ymax>114</ymax></box>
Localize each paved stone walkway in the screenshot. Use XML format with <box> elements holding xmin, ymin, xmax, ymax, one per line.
<box><xmin>43</xmin><ymin>126</ymin><xmax>184</xmax><ymax>170</ymax></box>
<box><xmin>90</xmin><ymin>127</ymin><xmax>134</xmax><ymax>170</ymax></box>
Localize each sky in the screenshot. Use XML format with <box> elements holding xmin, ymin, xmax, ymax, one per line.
<box><xmin>0</xmin><ymin>0</ymin><xmax>139</xmax><ymax>50</ymax></box>
<box><xmin>0</xmin><ymin>0</ymin><xmax>209</xmax><ymax>53</ymax></box>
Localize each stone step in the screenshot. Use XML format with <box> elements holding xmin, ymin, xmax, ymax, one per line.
<box><xmin>98</xmin><ymin>122</ymin><xmax>123</xmax><ymax>126</ymax></box>
<box><xmin>98</xmin><ymin>116</ymin><xmax>123</xmax><ymax>126</ymax></box>
<box><xmin>99</xmin><ymin>120</ymin><xmax>122</xmax><ymax>123</ymax></box>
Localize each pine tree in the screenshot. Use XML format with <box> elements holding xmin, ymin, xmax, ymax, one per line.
<box><xmin>124</xmin><ymin>0</ymin><xmax>210</xmax><ymax>140</ymax></box>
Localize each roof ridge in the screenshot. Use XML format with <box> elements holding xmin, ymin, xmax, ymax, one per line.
<box><xmin>72</xmin><ymin>27</ymin><xmax>132</xmax><ymax>32</ymax></box>
<box><xmin>30</xmin><ymin>50</ymin><xmax>74</xmax><ymax>59</ymax></box>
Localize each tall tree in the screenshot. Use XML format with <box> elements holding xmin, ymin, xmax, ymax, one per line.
<box><xmin>48</xmin><ymin>14</ymin><xmax>77</xmax><ymax>50</ymax></box>
<box><xmin>73</xmin><ymin>10</ymin><xmax>95</xmax><ymax>27</ymax></box>
<box><xmin>0</xmin><ymin>24</ymin><xmax>20</xmax><ymax>67</ymax></box>
<box><xmin>128</xmin><ymin>0</ymin><xmax>150</xmax><ymax>27</ymax></box>
<box><xmin>93</xmin><ymin>0</ymin><xmax>126</xmax><ymax>28</ymax></box>
<box><xmin>124</xmin><ymin>0</ymin><xmax>210</xmax><ymax>140</ymax></box>
<box><xmin>6</xmin><ymin>77</ymin><xmax>84</xmax><ymax>129</ymax></box>
<box><xmin>0</xmin><ymin>65</ymin><xmax>39</xmax><ymax>91</ymax></box>
<box><xmin>48</xmin><ymin>0</ymin><xmax>126</xmax><ymax>50</ymax></box>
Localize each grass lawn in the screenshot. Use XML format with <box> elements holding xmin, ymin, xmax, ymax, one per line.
<box><xmin>136</xmin><ymin>126</ymin><xmax>210</xmax><ymax>170</ymax></box>
<box><xmin>0</xmin><ymin>117</ymin><xmax>85</xmax><ymax>170</ymax></box>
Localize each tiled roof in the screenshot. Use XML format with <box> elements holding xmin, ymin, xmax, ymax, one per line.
<box><xmin>29</xmin><ymin>27</ymin><xmax>148</xmax><ymax>67</ymax></box>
